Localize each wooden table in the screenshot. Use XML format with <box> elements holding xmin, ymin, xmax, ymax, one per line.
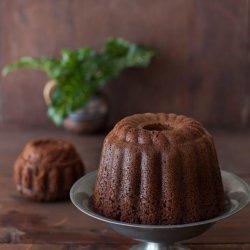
<box><xmin>0</xmin><ymin>127</ymin><xmax>249</xmax><ymax>249</ymax></box>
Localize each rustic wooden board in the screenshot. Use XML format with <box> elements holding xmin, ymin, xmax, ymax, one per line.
<box><xmin>0</xmin><ymin>244</ymin><xmax>250</xmax><ymax>250</ymax></box>
<box><xmin>0</xmin><ymin>127</ymin><xmax>249</xmax><ymax>175</ymax></box>
<box><xmin>0</xmin><ymin>128</ymin><xmax>249</xmax><ymax>249</ymax></box>
<box><xmin>213</xmin><ymin>131</ymin><xmax>250</xmax><ymax>175</ymax></box>
<box><xmin>0</xmin><ymin>0</ymin><xmax>249</xmax><ymax>128</ymax></box>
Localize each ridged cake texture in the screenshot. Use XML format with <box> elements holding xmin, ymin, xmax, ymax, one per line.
<box><xmin>14</xmin><ymin>139</ymin><xmax>84</xmax><ymax>201</ymax></box>
<box><xmin>93</xmin><ymin>113</ymin><xmax>224</xmax><ymax>225</ymax></box>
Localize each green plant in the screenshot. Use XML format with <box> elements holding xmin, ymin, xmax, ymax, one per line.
<box><xmin>2</xmin><ymin>37</ymin><xmax>154</xmax><ymax>125</ymax></box>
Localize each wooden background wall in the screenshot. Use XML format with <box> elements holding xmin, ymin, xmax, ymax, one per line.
<box><xmin>0</xmin><ymin>0</ymin><xmax>249</xmax><ymax>129</ymax></box>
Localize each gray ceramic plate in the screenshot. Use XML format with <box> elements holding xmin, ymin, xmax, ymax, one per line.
<box><xmin>70</xmin><ymin>170</ymin><xmax>250</xmax><ymax>250</ymax></box>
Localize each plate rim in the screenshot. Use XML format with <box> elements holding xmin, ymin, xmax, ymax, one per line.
<box><xmin>70</xmin><ymin>169</ymin><xmax>250</xmax><ymax>229</ymax></box>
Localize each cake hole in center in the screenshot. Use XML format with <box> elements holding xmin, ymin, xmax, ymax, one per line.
<box><xmin>143</xmin><ymin>123</ymin><xmax>173</xmax><ymax>131</ymax></box>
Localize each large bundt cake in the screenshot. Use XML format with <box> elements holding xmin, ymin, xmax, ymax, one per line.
<box><xmin>93</xmin><ymin>113</ymin><xmax>224</xmax><ymax>225</ymax></box>
<box><xmin>14</xmin><ymin>139</ymin><xmax>84</xmax><ymax>201</ymax></box>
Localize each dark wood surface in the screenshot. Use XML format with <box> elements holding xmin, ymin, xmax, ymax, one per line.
<box><xmin>0</xmin><ymin>127</ymin><xmax>249</xmax><ymax>249</ymax></box>
<box><xmin>0</xmin><ymin>0</ymin><xmax>250</xmax><ymax>129</ymax></box>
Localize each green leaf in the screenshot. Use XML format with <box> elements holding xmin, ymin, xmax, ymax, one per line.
<box><xmin>2</xmin><ymin>56</ymin><xmax>60</xmax><ymax>77</ymax></box>
<box><xmin>125</xmin><ymin>44</ymin><xmax>155</xmax><ymax>67</ymax></box>
<box><xmin>2</xmin><ymin>37</ymin><xmax>155</xmax><ymax>125</ymax></box>
<box><xmin>103</xmin><ymin>37</ymin><xmax>130</xmax><ymax>57</ymax></box>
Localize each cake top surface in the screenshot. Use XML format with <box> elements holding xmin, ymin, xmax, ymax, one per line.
<box><xmin>108</xmin><ymin>113</ymin><xmax>210</xmax><ymax>146</ymax></box>
<box><xmin>19</xmin><ymin>139</ymin><xmax>81</xmax><ymax>167</ymax></box>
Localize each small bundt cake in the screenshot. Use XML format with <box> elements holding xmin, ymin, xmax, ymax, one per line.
<box><xmin>14</xmin><ymin>139</ymin><xmax>84</xmax><ymax>201</ymax></box>
<box><xmin>93</xmin><ymin>113</ymin><xmax>224</xmax><ymax>225</ymax></box>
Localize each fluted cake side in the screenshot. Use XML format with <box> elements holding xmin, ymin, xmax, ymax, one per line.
<box><xmin>14</xmin><ymin>139</ymin><xmax>85</xmax><ymax>201</ymax></box>
<box><xmin>93</xmin><ymin>113</ymin><xmax>224</xmax><ymax>225</ymax></box>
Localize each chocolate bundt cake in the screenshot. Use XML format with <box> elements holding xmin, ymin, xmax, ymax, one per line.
<box><xmin>93</xmin><ymin>113</ymin><xmax>224</xmax><ymax>225</ymax></box>
<box><xmin>14</xmin><ymin>139</ymin><xmax>84</xmax><ymax>201</ymax></box>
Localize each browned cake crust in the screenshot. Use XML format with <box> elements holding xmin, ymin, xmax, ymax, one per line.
<box><xmin>93</xmin><ymin>113</ymin><xmax>225</xmax><ymax>225</ymax></box>
<box><xmin>14</xmin><ymin>139</ymin><xmax>84</xmax><ymax>201</ymax></box>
